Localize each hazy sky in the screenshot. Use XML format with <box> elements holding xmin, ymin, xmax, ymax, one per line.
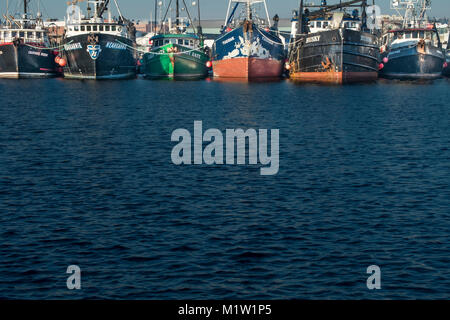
<box><xmin>1</xmin><ymin>0</ymin><xmax>449</xmax><ymax>20</ymax></box>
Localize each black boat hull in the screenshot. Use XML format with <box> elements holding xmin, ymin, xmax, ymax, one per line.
<box><xmin>0</xmin><ymin>43</ymin><xmax>58</xmax><ymax>78</ymax></box>
<box><xmin>380</xmin><ymin>45</ymin><xmax>444</xmax><ymax>80</ymax></box>
<box><xmin>62</xmin><ymin>33</ymin><xmax>136</xmax><ymax>80</ymax></box>
<box><xmin>289</xmin><ymin>28</ymin><xmax>379</xmax><ymax>83</ymax></box>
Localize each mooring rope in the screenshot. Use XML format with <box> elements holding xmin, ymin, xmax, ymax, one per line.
<box><xmin>115</xmin><ymin>39</ymin><xmax>206</xmax><ymax>56</ymax></box>
<box><xmin>256</xmin><ymin>29</ymin><xmax>285</xmax><ymax>47</ymax></box>
<box><xmin>24</xmin><ymin>40</ymin><xmax>73</xmax><ymax>51</ymax></box>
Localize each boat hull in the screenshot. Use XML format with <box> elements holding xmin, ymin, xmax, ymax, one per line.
<box><xmin>212</xmin><ymin>57</ymin><xmax>283</xmax><ymax>79</ymax></box>
<box><xmin>0</xmin><ymin>42</ymin><xmax>58</xmax><ymax>78</ymax></box>
<box><xmin>288</xmin><ymin>28</ymin><xmax>379</xmax><ymax>84</ymax></box>
<box><xmin>380</xmin><ymin>44</ymin><xmax>444</xmax><ymax>80</ymax></box>
<box><xmin>62</xmin><ymin>33</ymin><xmax>136</xmax><ymax>80</ymax></box>
<box><xmin>212</xmin><ymin>25</ymin><xmax>285</xmax><ymax>79</ymax></box>
<box><xmin>142</xmin><ymin>44</ymin><xmax>209</xmax><ymax>80</ymax></box>
<box><xmin>443</xmin><ymin>52</ymin><xmax>450</xmax><ymax>77</ymax></box>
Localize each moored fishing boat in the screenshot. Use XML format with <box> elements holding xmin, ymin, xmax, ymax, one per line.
<box><xmin>142</xmin><ymin>0</ymin><xmax>210</xmax><ymax>80</ymax></box>
<box><xmin>287</xmin><ymin>0</ymin><xmax>380</xmax><ymax>84</ymax></box>
<box><xmin>212</xmin><ymin>0</ymin><xmax>285</xmax><ymax>79</ymax></box>
<box><xmin>443</xmin><ymin>49</ymin><xmax>450</xmax><ymax>77</ymax></box>
<box><xmin>379</xmin><ymin>0</ymin><xmax>445</xmax><ymax>80</ymax></box>
<box><xmin>60</xmin><ymin>0</ymin><xmax>137</xmax><ymax>80</ymax></box>
<box><xmin>0</xmin><ymin>0</ymin><xmax>58</xmax><ymax>78</ymax></box>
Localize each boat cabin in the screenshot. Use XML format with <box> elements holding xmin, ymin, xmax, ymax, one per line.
<box><xmin>290</xmin><ymin>10</ymin><xmax>362</xmax><ymax>38</ymax></box>
<box><xmin>65</xmin><ymin>21</ymin><xmax>130</xmax><ymax>38</ymax></box>
<box><xmin>380</xmin><ymin>27</ymin><xmax>441</xmax><ymax>49</ymax></box>
<box><xmin>0</xmin><ymin>28</ymin><xmax>47</xmax><ymax>44</ymax></box>
<box><xmin>150</xmin><ymin>34</ymin><xmax>200</xmax><ymax>50</ymax></box>
<box><xmin>0</xmin><ymin>16</ymin><xmax>49</xmax><ymax>44</ymax></box>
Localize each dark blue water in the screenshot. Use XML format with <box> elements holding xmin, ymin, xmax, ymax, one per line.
<box><xmin>1</xmin><ymin>78</ymin><xmax>450</xmax><ymax>299</ymax></box>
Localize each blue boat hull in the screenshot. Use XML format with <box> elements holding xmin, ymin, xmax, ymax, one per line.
<box><xmin>380</xmin><ymin>44</ymin><xmax>444</xmax><ymax>80</ymax></box>
<box><xmin>212</xmin><ymin>25</ymin><xmax>285</xmax><ymax>78</ymax></box>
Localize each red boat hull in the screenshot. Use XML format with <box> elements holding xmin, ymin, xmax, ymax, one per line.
<box><xmin>213</xmin><ymin>57</ymin><xmax>283</xmax><ymax>79</ymax></box>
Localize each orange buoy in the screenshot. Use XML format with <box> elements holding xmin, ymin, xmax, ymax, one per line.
<box><xmin>58</xmin><ymin>58</ymin><xmax>67</xmax><ymax>67</ymax></box>
<box><xmin>55</xmin><ymin>56</ymin><xmax>61</xmax><ymax>64</ymax></box>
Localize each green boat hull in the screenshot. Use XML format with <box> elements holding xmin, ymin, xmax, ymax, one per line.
<box><xmin>143</xmin><ymin>44</ymin><xmax>209</xmax><ymax>80</ymax></box>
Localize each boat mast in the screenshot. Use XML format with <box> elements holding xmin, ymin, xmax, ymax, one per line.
<box><xmin>24</xmin><ymin>0</ymin><xmax>27</xmax><ymax>15</ymax></box>
<box><xmin>246</xmin><ymin>0</ymin><xmax>251</xmax><ymax>20</ymax></box>
<box><xmin>263</xmin><ymin>0</ymin><xmax>271</xmax><ymax>27</ymax></box>
<box><xmin>155</xmin><ymin>0</ymin><xmax>158</xmax><ymax>32</ymax></box>
<box><xmin>197</xmin><ymin>0</ymin><xmax>202</xmax><ymax>34</ymax></box>
<box><xmin>297</xmin><ymin>0</ymin><xmax>304</xmax><ymax>35</ymax></box>
<box><xmin>176</xmin><ymin>0</ymin><xmax>180</xmax><ymax>28</ymax></box>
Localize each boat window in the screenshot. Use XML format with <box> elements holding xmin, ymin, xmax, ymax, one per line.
<box><xmin>164</xmin><ymin>40</ymin><xmax>169</xmax><ymax>44</ymax></box>
<box><xmin>405</xmin><ymin>33</ymin><xmax>411</xmax><ymax>39</ymax></box>
<box><xmin>323</xmin><ymin>22</ymin><xmax>329</xmax><ymax>27</ymax></box>
<box><xmin>112</xmin><ymin>26</ymin><xmax>116</xmax><ymax>31</ymax></box>
<box><xmin>69</xmin><ymin>27</ymin><xmax>73</xmax><ymax>31</ymax></box>
<box><xmin>74</xmin><ymin>26</ymin><xmax>79</xmax><ymax>31</ymax></box>
<box><xmin>412</xmin><ymin>31</ymin><xmax>418</xmax><ymax>39</ymax></box>
<box><xmin>190</xmin><ymin>40</ymin><xmax>194</xmax><ymax>46</ymax></box>
<box><xmin>99</xmin><ymin>25</ymin><xmax>104</xmax><ymax>31</ymax></box>
<box><xmin>20</xmin><ymin>31</ymin><xmax>25</xmax><ymax>38</ymax></box>
<box><xmin>425</xmin><ymin>31</ymin><xmax>431</xmax><ymax>40</ymax></box>
<box><xmin>36</xmin><ymin>32</ymin><xmax>42</xmax><ymax>39</ymax></box>
<box><xmin>93</xmin><ymin>25</ymin><xmax>98</xmax><ymax>32</ymax></box>
<box><xmin>419</xmin><ymin>31</ymin><xmax>425</xmax><ymax>39</ymax></box>
<box><xmin>316</xmin><ymin>21</ymin><xmax>322</xmax><ymax>28</ymax></box>
<box><xmin>105</xmin><ymin>25</ymin><xmax>110</xmax><ymax>31</ymax></box>
<box><xmin>178</xmin><ymin>39</ymin><xmax>183</xmax><ymax>45</ymax></box>
<box><xmin>81</xmin><ymin>26</ymin><xmax>85</xmax><ymax>31</ymax></box>
<box><xmin>184</xmin><ymin>39</ymin><xmax>190</xmax><ymax>46</ymax></box>
<box><xmin>12</xmin><ymin>31</ymin><xmax>17</xmax><ymax>38</ymax></box>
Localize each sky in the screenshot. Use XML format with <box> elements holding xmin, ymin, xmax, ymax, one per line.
<box><xmin>1</xmin><ymin>0</ymin><xmax>449</xmax><ymax>20</ymax></box>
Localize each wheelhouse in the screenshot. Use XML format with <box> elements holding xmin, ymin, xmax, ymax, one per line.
<box><xmin>381</xmin><ymin>28</ymin><xmax>441</xmax><ymax>48</ymax></box>
<box><xmin>65</xmin><ymin>21</ymin><xmax>131</xmax><ymax>39</ymax></box>
<box><xmin>151</xmin><ymin>34</ymin><xmax>200</xmax><ymax>49</ymax></box>
<box><xmin>0</xmin><ymin>28</ymin><xmax>48</xmax><ymax>43</ymax></box>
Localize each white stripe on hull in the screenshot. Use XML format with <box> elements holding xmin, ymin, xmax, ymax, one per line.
<box><xmin>0</xmin><ymin>72</ymin><xmax>57</xmax><ymax>79</ymax></box>
<box><xmin>63</xmin><ymin>73</ymin><xmax>136</xmax><ymax>80</ymax></box>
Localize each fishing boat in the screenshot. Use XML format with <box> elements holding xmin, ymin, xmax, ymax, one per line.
<box><xmin>379</xmin><ymin>0</ymin><xmax>445</xmax><ymax>80</ymax></box>
<box><xmin>443</xmin><ymin>47</ymin><xmax>450</xmax><ymax>77</ymax></box>
<box><xmin>142</xmin><ymin>0</ymin><xmax>210</xmax><ymax>80</ymax></box>
<box><xmin>60</xmin><ymin>0</ymin><xmax>137</xmax><ymax>80</ymax></box>
<box><xmin>0</xmin><ymin>0</ymin><xmax>58</xmax><ymax>78</ymax></box>
<box><xmin>212</xmin><ymin>0</ymin><xmax>285</xmax><ymax>79</ymax></box>
<box><xmin>436</xmin><ymin>23</ymin><xmax>449</xmax><ymax>50</ymax></box>
<box><xmin>287</xmin><ymin>0</ymin><xmax>380</xmax><ymax>84</ymax></box>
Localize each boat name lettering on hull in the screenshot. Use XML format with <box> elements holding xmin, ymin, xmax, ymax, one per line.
<box><xmin>306</xmin><ymin>35</ymin><xmax>321</xmax><ymax>43</ymax></box>
<box><xmin>105</xmin><ymin>42</ymin><xmax>127</xmax><ymax>50</ymax></box>
<box><xmin>222</xmin><ymin>37</ymin><xmax>235</xmax><ymax>45</ymax></box>
<box><xmin>64</xmin><ymin>43</ymin><xmax>82</xmax><ymax>51</ymax></box>
<box><xmin>190</xmin><ymin>51</ymin><xmax>201</xmax><ymax>59</ymax></box>
<box><xmin>360</xmin><ymin>35</ymin><xmax>372</xmax><ymax>44</ymax></box>
<box><xmin>28</xmin><ymin>51</ymin><xmax>49</xmax><ymax>57</ymax></box>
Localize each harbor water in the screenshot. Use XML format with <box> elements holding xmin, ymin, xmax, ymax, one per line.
<box><xmin>1</xmin><ymin>78</ymin><xmax>450</xmax><ymax>299</ymax></box>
